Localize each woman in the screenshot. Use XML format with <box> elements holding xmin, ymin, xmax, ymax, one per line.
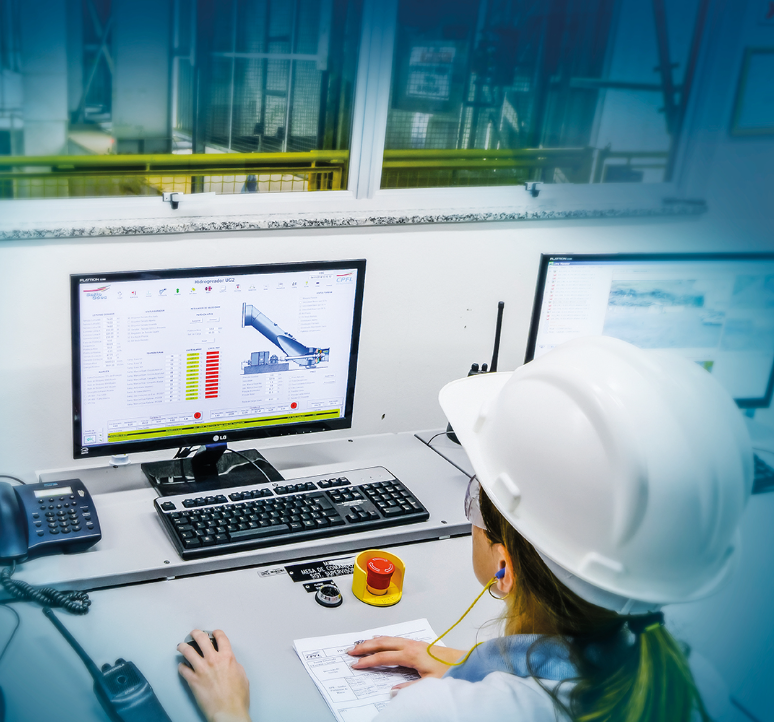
<box><xmin>179</xmin><ymin>337</ymin><xmax>752</xmax><ymax>722</ymax></box>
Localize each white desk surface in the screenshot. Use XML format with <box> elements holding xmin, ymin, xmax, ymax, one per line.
<box><xmin>0</xmin><ymin>536</ymin><xmax>503</xmax><ymax>722</ymax></box>
<box><xmin>2</xmin><ymin>431</ymin><xmax>772</xmax><ymax>721</ymax></box>
<box><xmin>9</xmin><ymin>433</ymin><xmax>472</xmax><ymax>594</ymax></box>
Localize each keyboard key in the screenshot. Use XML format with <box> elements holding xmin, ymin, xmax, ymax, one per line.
<box><xmin>230</xmin><ymin>524</ymin><xmax>290</xmax><ymax>541</ymax></box>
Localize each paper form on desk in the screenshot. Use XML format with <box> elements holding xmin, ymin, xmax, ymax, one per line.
<box><xmin>293</xmin><ymin>618</ymin><xmax>442</xmax><ymax>722</ymax></box>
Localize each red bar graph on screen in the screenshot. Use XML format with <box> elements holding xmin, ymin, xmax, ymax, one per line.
<box><xmin>205</xmin><ymin>351</ymin><xmax>220</xmax><ymax>399</ymax></box>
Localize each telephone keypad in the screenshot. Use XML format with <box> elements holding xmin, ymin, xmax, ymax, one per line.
<box><xmin>38</xmin><ymin>503</ymin><xmax>90</xmax><ymax>537</ymax></box>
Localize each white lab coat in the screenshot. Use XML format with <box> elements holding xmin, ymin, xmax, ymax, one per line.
<box><xmin>374</xmin><ymin>650</ymin><xmax>743</xmax><ymax>722</ymax></box>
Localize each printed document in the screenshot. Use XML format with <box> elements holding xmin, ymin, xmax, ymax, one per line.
<box><xmin>293</xmin><ymin>618</ymin><xmax>442</xmax><ymax>722</ymax></box>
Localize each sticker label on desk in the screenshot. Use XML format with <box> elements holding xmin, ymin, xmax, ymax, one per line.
<box><xmin>285</xmin><ymin>557</ymin><xmax>355</xmax><ymax>583</ymax></box>
<box><xmin>257</xmin><ymin>567</ymin><xmax>287</xmax><ymax>578</ymax></box>
<box><xmin>303</xmin><ymin>579</ymin><xmax>336</xmax><ymax>594</ymax></box>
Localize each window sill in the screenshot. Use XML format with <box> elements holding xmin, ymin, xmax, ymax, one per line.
<box><xmin>0</xmin><ymin>185</ymin><xmax>706</xmax><ymax>240</ymax></box>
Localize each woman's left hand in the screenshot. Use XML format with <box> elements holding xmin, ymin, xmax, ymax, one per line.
<box><xmin>347</xmin><ymin>636</ymin><xmax>464</xmax><ymax>679</ymax></box>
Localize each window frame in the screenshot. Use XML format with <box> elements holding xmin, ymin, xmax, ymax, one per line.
<box><xmin>0</xmin><ymin>0</ymin><xmax>735</xmax><ymax>232</ymax></box>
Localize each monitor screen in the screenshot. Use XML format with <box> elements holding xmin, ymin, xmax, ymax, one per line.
<box><xmin>524</xmin><ymin>253</ymin><xmax>774</xmax><ymax>408</ymax></box>
<box><xmin>71</xmin><ymin>259</ymin><xmax>366</xmax><ymax>458</ymax></box>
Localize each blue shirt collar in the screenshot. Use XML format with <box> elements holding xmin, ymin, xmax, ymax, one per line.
<box><xmin>444</xmin><ymin>635</ymin><xmax>578</xmax><ymax>683</ymax></box>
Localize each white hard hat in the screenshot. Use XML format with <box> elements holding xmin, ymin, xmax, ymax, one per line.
<box><xmin>440</xmin><ymin>336</ymin><xmax>753</xmax><ymax>607</ymax></box>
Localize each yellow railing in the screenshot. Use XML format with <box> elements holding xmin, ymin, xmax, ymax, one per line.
<box><xmin>0</xmin><ymin>146</ymin><xmax>662</xmax><ymax>199</ymax></box>
<box><xmin>381</xmin><ymin>147</ymin><xmax>595</xmax><ymax>188</ymax></box>
<box><xmin>0</xmin><ymin>151</ymin><xmax>349</xmax><ymax>198</ymax></box>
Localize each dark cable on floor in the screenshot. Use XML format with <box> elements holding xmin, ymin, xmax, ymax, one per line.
<box><xmin>0</xmin><ymin>605</ymin><xmax>20</xmax><ymax>666</ymax></box>
<box><xmin>0</xmin><ymin>563</ymin><xmax>91</xmax><ymax>615</ymax></box>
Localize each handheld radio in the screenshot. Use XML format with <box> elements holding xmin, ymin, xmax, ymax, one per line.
<box><xmin>447</xmin><ymin>301</ymin><xmax>505</xmax><ymax>444</ymax></box>
<box><xmin>43</xmin><ymin>608</ymin><xmax>172</xmax><ymax>722</ymax></box>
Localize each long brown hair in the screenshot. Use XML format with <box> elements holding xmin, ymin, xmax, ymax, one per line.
<box><xmin>479</xmin><ymin>489</ymin><xmax>711</xmax><ymax>722</ymax></box>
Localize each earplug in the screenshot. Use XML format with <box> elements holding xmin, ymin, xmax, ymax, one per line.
<box><xmin>495</xmin><ymin>568</ymin><xmax>505</xmax><ymax>580</ymax></box>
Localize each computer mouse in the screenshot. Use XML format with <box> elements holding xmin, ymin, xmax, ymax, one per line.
<box><xmin>183</xmin><ymin>631</ymin><xmax>218</xmax><ymax>657</ymax></box>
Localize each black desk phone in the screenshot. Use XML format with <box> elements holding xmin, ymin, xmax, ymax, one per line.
<box><xmin>0</xmin><ymin>479</ymin><xmax>101</xmax><ymax>562</ymax></box>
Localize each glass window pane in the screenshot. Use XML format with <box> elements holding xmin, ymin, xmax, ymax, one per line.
<box><xmin>382</xmin><ymin>0</ymin><xmax>704</xmax><ymax>190</ymax></box>
<box><xmin>0</xmin><ymin>0</ymin><xmax>361</xmax><ymax>199</ymax></box>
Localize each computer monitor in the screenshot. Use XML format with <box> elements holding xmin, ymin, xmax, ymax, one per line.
<box><xmin>524</xmin><ymin>253</ymin><xmax>774</xmax><ymax>409</ymax></box>
<box><xmin>71</xmin><ymin>259</ymin><xmax>366</xmax><ymax>491</ymax></box>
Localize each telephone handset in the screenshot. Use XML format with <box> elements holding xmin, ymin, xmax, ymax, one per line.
<box><xmin>0</xmin><ymin>479</ymin><xmax>102</xmax><ymax>562</ymax></box>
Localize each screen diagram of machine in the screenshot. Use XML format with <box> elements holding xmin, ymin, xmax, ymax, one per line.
<box><xmin>242</xmin><ymin>303</ymin><xmax>330</xmax><ymax>374</ymax></box>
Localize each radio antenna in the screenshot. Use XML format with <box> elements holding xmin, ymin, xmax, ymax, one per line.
<box><xmin>490</xmin><ymin>301</ymin><xmax>504</xmax><ymax>372</ymax></box>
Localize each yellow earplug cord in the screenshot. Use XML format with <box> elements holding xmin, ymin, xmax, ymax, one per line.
<box><xmin>426</xmin><ymin>575</ymin><xmax>501</xmax><ymax>666</ymax></box>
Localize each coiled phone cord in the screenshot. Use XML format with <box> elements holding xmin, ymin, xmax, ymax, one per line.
<box><xmin>0</xmin><ymin>563</ymin><xmax>91</xmax><ymax>614</ymax></box>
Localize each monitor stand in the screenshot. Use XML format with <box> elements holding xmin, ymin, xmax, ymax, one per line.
<box><xmin>141</xmin><ymin>444</ymin><xmax>284</xmax><ymax>497</ymax></box>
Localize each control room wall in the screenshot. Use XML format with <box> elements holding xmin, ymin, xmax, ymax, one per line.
<box><xmin>1</xmin><ymin>212</ymin><xmax>772</xmax><ymax>482</ymax></box>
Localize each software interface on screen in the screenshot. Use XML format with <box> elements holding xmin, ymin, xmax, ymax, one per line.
<box><xmin>529</xmin><ymin>255</ymin><xmax>774</xmax><ymax>405</ymax></box>
<box><xmin>74</xmin><ymin>263</ymin><xmax>363</xmax><ymax>454</ymax></box>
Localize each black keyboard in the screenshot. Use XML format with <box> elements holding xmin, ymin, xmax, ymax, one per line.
<box><xmin>154</xmin><ymin>466</ymin><xmax>430</xmax><ymax>560</ymax></box>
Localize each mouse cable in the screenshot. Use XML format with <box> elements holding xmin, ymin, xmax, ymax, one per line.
<box><xmin>0</xmin><ymin>563</ymin><xmax>91</xmax><ymax>615</ymax></box>
<box><xmin>226</xmin><ymin>449</ymin><xmax>273</xmax><ymax>484</ymax></box>
<box><xmin>172</xmin><ymin>446</ymin><xmax>271</xmax><ymax>483</ymax></box>
<box><xmin>0</xmin><ymin>605</ymin><xmax>20</xmax><ymax>667</ymax></box>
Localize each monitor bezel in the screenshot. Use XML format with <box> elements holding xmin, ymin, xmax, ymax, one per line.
<box><xmin>524</xmin><ymin>252</ymin><xmax>774</xmax><ymax>409</ymax></box>
<box><xmin>71</xmin><ymin>259</ymin><xmax>367</xmax><ymax>459</ymax></box>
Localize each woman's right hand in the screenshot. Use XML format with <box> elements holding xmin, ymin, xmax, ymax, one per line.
<box><xmin>178</xmin><ymin>629</ymin><xmax>251</xmax><ymax>722</ymax></box>
<box><xmin>347</xmin><ymin>636</ymin><xmax>464</xmax><ymax>679</ymax></box>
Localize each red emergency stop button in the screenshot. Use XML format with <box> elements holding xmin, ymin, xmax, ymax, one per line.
<box><xmin>366</xmin><ymin>557</ymin><xmax>395</xmax><ymax>596</ymax></box>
